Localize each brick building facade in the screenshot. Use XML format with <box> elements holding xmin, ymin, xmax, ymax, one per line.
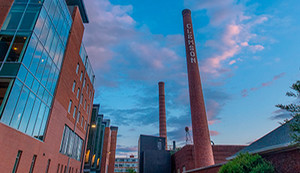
<box><xmin>0</xmin><ymin>0</ymin><xmax>95</xmax><ymax>172</ymax></box>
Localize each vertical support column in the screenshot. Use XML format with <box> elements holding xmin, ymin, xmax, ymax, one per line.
<box><xmin>182</xmin><ymin>9</ymin><xmax>215</xmax><ymax>168</ymax></box>
<box><xmin>159</xmin><ymin>81</ymin><xmax>167</xmax><ymax>150</ymax></box>
<box><xmin>108</xmin><ymin>126</ymin><xmax>118</xmax><ymax>173</ymax></box>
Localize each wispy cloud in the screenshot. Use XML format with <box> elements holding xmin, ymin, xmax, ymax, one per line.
<box><xmin>241</xmin><ymin>72</ymin><xmax>286</xmax><ymax>97</ymax></box>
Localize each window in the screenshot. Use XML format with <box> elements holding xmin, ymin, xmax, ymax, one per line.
<box><xmin>76</xmin><ymin>88</ymin><xmax>80</xmax><ymax>99</ymax></box>
<box><xmin>73</xmin><ymin>106</ymin><xmax>77</xmax><ymax>119</ymax></box>
<box><xmin>84</xmin><ymin>100</ymin><xmax>86</xmax><ymax>109</ymax></box>
<box><xmin>29</xmin><ymin>155</ymin><xmax>37</xmax><ymax>173</ymax></box>
<box><xmin>57</xmin><ymin>164</ymin><xmax>60</xmax><ymax>173</ymax></box>
<box><xmin>84</xmin><ymin>120</ymin><xmax>87</xmax><ymax>131</ymax></box>
<box><xmin>60</xmin><ymin>125</ymin><xmax>83</xmax><ymax>161</ymax></box>
<box><xmin>80</xmin><ymin>71</ymin><xmax>83</xmax><ymax>81</ymax></box>
<box><xmin>77</xmin><ymin>111</ymin><xmax>81</xmax><ymax>124</ymax></box>
<box><xmin>68</xmin><ymin>100</ymin><xmax>72</xmax><ymax>113</ymax></box>
<box><xmin>12</xmin><ymin>150</ymin><xmax>22</xmax><ymax>173</ymax></box>
<box><xmin>81</xmin><ymin>116</ymin><xmax>84</xmax><ymax>127</ymax></box>
<box><xmin>72</xmin><ymin>81</ymin><xmax>76</xmax><ymax>92</ymax></box>
<box><xmin>87</xmin><ymin>104</ymin><xmax>89</xmax><ymax>114</ymax></box>
<box><xmin>86</xmin><ymin>84</ymin><xmax>89</xmax><ymax>94</ymax></box>
<box><xmin>80</xmin><ymin>94</ymin><xmax>83</xmax><ymax>105</ymax></box>
<box><xmin>76</xmin><ymin>63</ymin><xmax>79</xmax><ymax>74</ymax></box>
<box><xmin>83</xmin><ymin>78</ymin><xmax>86</xmax><ymax>88</ymax></box>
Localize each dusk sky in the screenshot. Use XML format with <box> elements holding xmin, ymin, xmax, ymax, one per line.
<box><xmin>82</xmin><ymin>0</ymin><xmax>300</xmax><ymax>157</ymax></box>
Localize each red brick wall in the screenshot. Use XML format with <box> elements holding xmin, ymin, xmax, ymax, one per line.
<box><xmin>172</xmin><ymin>145</ymin><xmax>246</xmax><ymax>173</ymax></box>
<box><xmin>0</xmin><ymin>0</ymin><xmax>13</xmax><ymax>28</ymax></box>
<box><xmin>101</xmin><ymin>127</ymin><xmax>112</xmax><ymax>172</ymax></box>
<box><xmin>262</xmin><ymin>148</ymin><xmax>300</xmax><ymax>173</ymax></box>
<box><xmin>108</xmin><ymin>128</ymin><xmax>118</xmax><ymax>173</ymax></box>
<box><xmin>186</xmin><ymin>164</ymin><xmax>222</xmax><ymax>173</ymax></box>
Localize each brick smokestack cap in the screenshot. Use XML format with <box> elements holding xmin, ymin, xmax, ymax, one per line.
<box><xmin>182</xmin><ymin>9</ymin><xmax>191</xmax><ymax>16</ymax></box>
<box><xmin>110</xmin><ymin>126</ymin><xmax>118</xmax><ymax>131</ymax></box>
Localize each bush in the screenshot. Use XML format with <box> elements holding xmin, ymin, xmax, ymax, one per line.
<box><xmin>219</xmin><ymin>153</ymin><xmax>275</xmax><ymax>173</ymax></box>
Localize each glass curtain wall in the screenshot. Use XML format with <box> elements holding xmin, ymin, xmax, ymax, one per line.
<box><xmin>0</xmin><ymin>0</ymin><xmax>72</xmax><ymax>141</ymax></box>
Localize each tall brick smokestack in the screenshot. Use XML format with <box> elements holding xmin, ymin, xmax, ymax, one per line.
<box><xmin>158</xmin><ymin>81</ymin><xmax>167</xmax><ymax>149</ymax></box>
<box><xmin>182</xmin><ymin>9</ymin><xmax>215</xmax><ymax>167</ymax></box>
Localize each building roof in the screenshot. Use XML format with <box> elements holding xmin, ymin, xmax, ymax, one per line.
<box><xmin>66</xmin><ymin>0</ymin><xmax>89</xmax><ymax>23</ymax></box>
<box><xmin>230</xmin><ymin>118</ymin><xmax>297</xmax><ymax>159</ymax></box>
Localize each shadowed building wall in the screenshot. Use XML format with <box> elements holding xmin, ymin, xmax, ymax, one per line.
<box><xmin>182</xmin><ymin>9</ymin><xmax>215</xmax><ymax>168</ymax></box>
<box><xmin>100</xmin><ymin>126</ymin><xmax>112</xmax><ymax>172</ymax></box>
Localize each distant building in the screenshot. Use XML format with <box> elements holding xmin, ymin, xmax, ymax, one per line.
<box><xmin>114</xmin><ymin>155</ymin><xmax>139</xmax><ymax>173</ymax></box>
<box><xmin>138</xmin><ymin>135</ymin><xmax>171</xmax><ymax>173</ymax></box>
<box><xmin>0</xmin><ymin>0</ymin><xmax>95</xmax><ymax>172</ymax></box>
<box><xmin>84</xmin><ymin>104</ymin><xmax>118</xmax><ymax>173</ymax></box>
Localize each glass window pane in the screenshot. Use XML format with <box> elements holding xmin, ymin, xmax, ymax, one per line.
<box><xmin>34</xmin><ymin>7</ymin><xmax>46</xmax><ymax>37</ymax></box>
<box><xmin>18</xmin><ymin>92</ymin><xmax>35</xmax><ymax>133</ymax></box>
<box><xmin>37</xmin><ymin>85</ymin><xmax>45</xmax><ymax>99</ymax></box>
<box><xmin>0</xmin><ymin>35</ymin><xmax>13</xmax><ymax>61</ymax></box>
<box><xmin>29</xmin><ymin>42</ymin><xmax>43</xmax><ymax>74</ymax></box>
<box><xmin>39</xmin><ymin>16</ymin><xmax>50</xmax><ymax>46</ymax></box>
<box><xmin>10</xmin><ymin>86</ymin><xmax>30</xmax><ymax>129</ymax></box>
<box><xmin>1</xmin><ymin>5</ymin><xmax>25</xmax><ymax>30</ymax></box>
<box><xmin>67</xmin><ymin>132</ymin><xmax>74</xmax><ymax>156</ymax></box>
<box><xmin>25</xmin><ymin>72</ymin><xmax>34</xmax><ymax>88</ymax></box>
<box><xmin>44</xmin><ymin>25</ymin><xmax>54</xmax><ymax>53</ymax></box>
<box><xmin>49</xmin><ymin>33</ymin><xmax>58</xmax><ymax>58</ymax></box>
<box><xmin>46</xmin><ymin>65</ymin><xmax>55</xmax><ymax>91</ymax></box>
<box><xmin>20</xmin><ymin>5</ymin><xmax>40</xmax><ymax>31</ymax></box>
<box><xmin>31</xmin><ymin>79</ymin><xmax>39</xmax><ymax>94</ymax></box>
<box><xmin>37</xmin><ymin>106</ymin><xmax>49</xmax><ymax>140</ymax></box>
<box><xmin>22</xmin><ymin>34</ymin><xmax>37</xmax><ymax>67</ymax></box>
<box><xmin>26</xmin><ymin>98</ymin><xmax>41</xmax><ymax>135</ymax></box>
<box><xmin>32</xmin><ymin>102</ymin><xmax>46</xmax><ymax>138</ymax></box>
<box><xmin>35</xmin><ymin>51</ymin><xmax>48</xmax><ymax>80</ymax></box>
<box><xmin>17</xmin><ymin>65</ymin><xmax>28</xmax><ymax>82</ymax></box>
<box><xmin>41</xmin><ymin>56</ymin><xmax>52</xmax><ymax>87</ymax></box>
<box><xmin>68</xmin><ymin>100</ymin><xmax>72</xmax><ymax>113</ymax></box>
<box><xmin>1</xmin><ymin>80</ymin><xmax>23</xmax><ymax>125</ymax></box>
<box><xmin>73</xmin><ymin>106</ymin><xmax>77</xmax><ymax>119</ymax></box>
<box><xmin>7</xmin><ymin>35</ymin><xmax>29</xmax><ymax>62</ymax></box>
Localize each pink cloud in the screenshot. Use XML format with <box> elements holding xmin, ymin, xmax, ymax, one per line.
<box><xmin>210</xmin><ymin>130</ymin><xmax>220</xmax><ymax>136</ymax></box>
<box><xmin>241</xmin><ymin>72</ymin><xmax>286</xmax><ymax>97</ymax></box>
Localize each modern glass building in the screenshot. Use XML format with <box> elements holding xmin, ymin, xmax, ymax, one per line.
<box><xmin>0</xmin><ymin>0</ymin><xmax>95</xmax><ymax>172</ymax></box>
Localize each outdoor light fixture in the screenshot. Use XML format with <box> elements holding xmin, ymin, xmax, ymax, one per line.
<box><xmin>91</xmin><ymin>124</ymin><xmax>96</xmax><ymax>128</ymax></box>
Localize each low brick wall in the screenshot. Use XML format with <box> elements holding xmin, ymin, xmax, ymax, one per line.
<box><xmin>262</xmin><ymin>148</ymin><xmax>300</xmax><ymax>173</ymax></box>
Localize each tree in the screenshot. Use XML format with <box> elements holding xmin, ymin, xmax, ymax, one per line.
<box><xmin>126</xmin><ymin>168</ymin><xmax>137</xmax><ymax>173</ymax></box>
<box><xmin>276</xmin><ymin>80</ymin><xmax>300</xmax><ymax>144</ymax></box>
<box><xmin>219</xmin><ymin>153</ymin><xmax>274</xmax><ymax>173</ymax></box>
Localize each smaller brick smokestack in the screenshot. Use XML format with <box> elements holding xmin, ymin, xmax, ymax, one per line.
<box><xmin>108</xmin><ymin>126</ymin><xmax>118</xmax><ymax>173</ymax></box>
<box><xmin>159</xmin><ymin>82</ymin><xmax>167</xmax><ymax>149</ymax></box>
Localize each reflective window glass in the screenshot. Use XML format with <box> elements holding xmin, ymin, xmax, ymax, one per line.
<box><xmin>37</xmin><ymin>106</ymin><xmax>49</xmax><ymax>140</ymax></box>
<box><xmin>20</xmin><ymin>4</ymin><xmax>41</xmax><ymax>31</ymax></box>
<box><xmin>26</xmin><ymin>98</ymin><xmax>41</xmax><ymax>135</ymax></box>
<box><xmin>67</xmin><ymin>132</ymin><xmax>74</xmax><ymax>156</ymax></box>
<box><xmin>49</xmin><ymin>33</ymin><xmax>58</xmax><ymax>58</ymax></box>
<box><xmin>35</xmin><ymin>51</ymin><xmax>48</xmax><ymax>80</ymax></box>
<box><xmin>1</xmin><ymin>4</ymin><xmax>26</xmax><ymax>30</ymax></box>
<box><xmin>41</xmin><ymin>56</ymin><xmax>52</xmax><ymax>86</ymax></box>
<box><xmin>10</xmin><ymin>86</ymin><xmax>30</xmax><ymax>129</ymax></box>
<box><xmin>31</xmin><ymin>79</ymin><xmax>39</xmax><ymax>94</ymax></box>
<box><xmin>22</xmin><ymin>34</ymin><xmax>37</xmax><ymax>67</ymax></box>
<box><xmin>72</xmin><ymin>81</ymin><xmax>76</xmax><ymax>92</ymax></box>
<box><xmin>18</xmin><ymin>92</ymin><xmax>35</xmax><ymax>132</ymax></box>
<box><xmin>29</xmin><ymin>42</ymin><xmax>42</xmax><ymax>74</ymax></box>
<box><xmin>76</xmin><ymin>63</ymin><xmax>79</xmax><ymax>74</ymax></box>
<box><xmin>73</xmin><ymin>106</ymin><xmax>77</xmax><ymax>119</ymax></box>
<box><xmin>76</xmin><ymin>88</ymin><xmax>80</xmax><ymax>99</ymax></box>
<box><xmin>32</xmin><ymin>102</ymin><xmax>46</xmax><ymax>138</ymax></box>
<box><xmin>37</xmin><ymin>85</ymin><xmax>45</xmax><ymax>99</ymax></box>
<box><xmin>17</xmin><ymin>65</ymin><xmax>28</xmax><ymax>82</ymax></box>
<box><xmin>68</xmin><ymin>100</ymin><xmax>72</xmax><ymax>113</ymax></box>
<box><xmin>34</xmin><ymin>7</ymin><xmax>46</xmax><ymax>37</ymax></box>
<box><xmin>1</xmin><ymin>80</ymin><xmax>23</xmax><ymax>125</ymax></box>
<box><xmin>39</xmin><ymin>16</ymin><xmax>50</xmax><ymax>45</ymax></box>
<box><xmin>44</xmin><ymin>25</ymin><xmax>54</xmax><ymax>53</ymax></box>
<box><xmin>25</xmin><ymin>72</ymin><xmax>34</xmax><ymax>88</ymax></box>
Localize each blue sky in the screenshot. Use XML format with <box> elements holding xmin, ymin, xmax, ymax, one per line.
<box><xmin>83</xmin><ymin>0</ymin><xmax>300</xmax><ymax>157</ymax></box>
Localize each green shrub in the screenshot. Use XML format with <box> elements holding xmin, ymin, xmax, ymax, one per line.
<box><xmin>219</xmin><ymin>153</ymin><xmax>275</xmax><ymax>173</ymax></box>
